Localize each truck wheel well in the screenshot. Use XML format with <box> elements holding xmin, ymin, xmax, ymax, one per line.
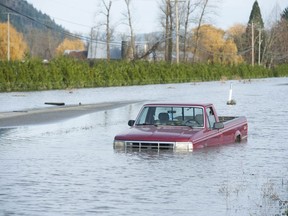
<box><xmin>235</xmin><ymin>134</ymin><xmax>241</xmax><ymax>142</ymax></box>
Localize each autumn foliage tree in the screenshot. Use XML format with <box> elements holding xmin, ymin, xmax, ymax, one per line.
<box><xmin>0</xmin><ymin>22</ymin><xmax>28</xmax><ymax>60</ymax></box>
<box><xmin>56</xmin><ymin>38</ymin><xmax>85</xmax><ymax>55</ymax></box>
<box><xmin>191</xmin><ymin>24</ymin><xmax>242</xmax><ymax>64</ymax></box>
<box><xmin>226</xmin><ymin>24</ymin><xmax>246</xmax><ymax>56</ymax></box>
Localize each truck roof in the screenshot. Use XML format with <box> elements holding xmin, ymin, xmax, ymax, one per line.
<box><xmin>143</xmin><ymin>103</ymin><xmax>213</xmax><ymax>107</ymax></box>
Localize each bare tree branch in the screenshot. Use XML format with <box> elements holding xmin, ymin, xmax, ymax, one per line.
<box><xmin>123</xmin><ymin>0</ymin><xmax>135</xmax><ymax>60</ymax></box>
<box><xmin>192</xmin><ymin>0</ymin><xmax>209</xmax><ymax>63</ymax></box>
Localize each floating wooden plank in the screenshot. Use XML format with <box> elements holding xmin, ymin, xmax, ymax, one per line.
<box><xmin>44</xmin><ymin>102</ymin><xmax>65</xmax><ymax>106</ymax></box>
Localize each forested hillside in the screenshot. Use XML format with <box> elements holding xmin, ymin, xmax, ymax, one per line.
<box><xmin>0</xmin><ymin>0</ymin><xmax>69</xmax><ymax>58</ymax></box>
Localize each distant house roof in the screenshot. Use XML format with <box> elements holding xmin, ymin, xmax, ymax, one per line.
<box><xmin>64</xmin><ymin>50</ymin><xmax>88</xmax><ymax>59</ymax></box>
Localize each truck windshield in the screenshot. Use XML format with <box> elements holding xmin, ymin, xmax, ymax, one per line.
<box><xmin>136</xmin><ymin>106</ymin><xmax>204</xmax><ymax>127</ymax></box>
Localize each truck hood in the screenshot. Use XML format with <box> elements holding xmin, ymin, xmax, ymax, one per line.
<box><xmin>114</xmin><ymin>125</ymin><xmax>202</xmax><ymax>142</ymax></box>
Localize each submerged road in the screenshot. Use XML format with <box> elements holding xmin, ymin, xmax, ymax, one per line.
<box><xmin>0</xmin><ymin>101</ymin><xmax>139</xmax><ymax>127</ymax></box>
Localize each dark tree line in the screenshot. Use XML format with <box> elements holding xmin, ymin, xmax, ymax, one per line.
<box><xmin>0</xmin><ymin>0</ymin><xmax>67</xmax><ymax>59</ymax></box>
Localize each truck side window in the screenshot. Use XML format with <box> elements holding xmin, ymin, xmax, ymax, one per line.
<box><xmin>206</xmin><ymin>107</ymin><xmax>216</xmax><ymax>129</ymax></box>
<box><xmin>137</xmin><ymin>107</ymin><xmax>149</xmax><ymax>124</ymax></box>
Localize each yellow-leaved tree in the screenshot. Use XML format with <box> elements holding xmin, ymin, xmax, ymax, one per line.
<box><xmin>0</xmin><ymin>23</ymin><xmax>28</xmax><ymax>60</ymax></box>
<box><xmin>56</xmin><ymin>38</ymin><xmax>85</xmax><ymax>55</ymax></box>
<box><xmin>191</xmin><ymin>24</ymin><xmax>243</xmax><ymax>64</ymax></box>
<box><xmin>226</xmin><ymin>24</ymin><xmax>246</xmax><ymax>58</ymax></box>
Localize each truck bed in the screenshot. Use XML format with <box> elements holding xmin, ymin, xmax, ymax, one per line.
<box><xmin>218</xmin><ymin>116</ymin><xmax>238</xmax><ymax>123</ymax></box>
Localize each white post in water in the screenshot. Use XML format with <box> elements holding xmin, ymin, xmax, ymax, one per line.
<box><xmin>227</xmin><ymin>83</ymin><xmax>236</xmax><ymax>105</ymax></box>
<box><xmin>228</xmin><ymin>83</ymin><xmax>233</xmax><ymax>101</ymax></box>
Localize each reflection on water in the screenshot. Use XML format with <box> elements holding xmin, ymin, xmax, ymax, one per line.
<box><xmin>0</xmin><ymin>78</ymin><xmax>288</xmax><ymax>216</ymax></box>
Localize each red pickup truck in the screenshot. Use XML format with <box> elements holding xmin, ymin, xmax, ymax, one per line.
<box><xmin>114</xmin><ymin>103</ymin><xmax>248</xmax><ymax>151</ymax></box>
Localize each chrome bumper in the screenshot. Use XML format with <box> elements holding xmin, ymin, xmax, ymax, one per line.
<box><xmin>113</xmin><ymin>140</ymin><xmax>193</xmax><ymax>151</ymax></box>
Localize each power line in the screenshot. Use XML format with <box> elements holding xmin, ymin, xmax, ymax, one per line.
<box><xmin>0</xmin><ymin>2</ymin><xmax>142</xmax><ymax>47</ymax></box>
<box><xmin>0</xmin><ymin>2</ymin><xmax>91</xmax><ymax>42</ymax></box>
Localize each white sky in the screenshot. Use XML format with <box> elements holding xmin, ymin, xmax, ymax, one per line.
<box><xmin>25</xmin><ymin>0</ymin><xmax>287</xmax><ymax>34</ymax></box>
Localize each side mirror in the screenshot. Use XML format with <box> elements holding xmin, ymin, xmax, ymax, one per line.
<box><xmin>214</xmin><ymin>122</ymin><xmax>224</xmax><ymax>130</ymax></box>
<box><xmin>128</xmin><ymin>120</ymin><xmax>135</xmax><ymax>126</ymax></box>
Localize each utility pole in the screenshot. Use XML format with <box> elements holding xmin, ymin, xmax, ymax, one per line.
<box><xmin>89</xmin><ymin>28</ymin><xmax>93</xmax><ymax>59</ymax></box>
<box><xmin>258</xmin><ymin>28</ymin><xmax>261</xmax><ymax>65</ymax></box>
<box><xmin>251</xmin><ymin>22</ymin><xmax>254</xmax><ymax>66</ymax></box>
<box><xmin>7</xmin><ymin>13</ymin><xmax>10</xmax><ymax>61</ymax></box>
<box><xmin>175</xmin><ymin>0</ymin><xmax>179</xmax><ymax>64</ymax></box>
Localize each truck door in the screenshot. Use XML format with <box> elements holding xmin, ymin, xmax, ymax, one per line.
<box><xmin>204</xmin><ymin>107</ymin><xmax>223</xmax><ymax>146</ymax></box>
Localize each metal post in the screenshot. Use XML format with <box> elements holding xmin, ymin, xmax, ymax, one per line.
<box><xmin>258</xmin><ymin>28</ymin><xmax>261</xmax><ymax>65</ymax></box>
<box><xmin>90</xmin><ymin>27</ymin><xmax>93</xmax><ymax>59</ymax></box>
<box><xmin>251</xmin><ymin>22</ymin><xmax>254</xmax><ymax>66</ymax></box>
<box><xmin>175</xmin><ymin>0</ymin><xmax>179</xmax><ymax>63</ymax></box>
<box><xmin>7</xmin><ymin>13</ymin><xmax>10</xmax><ymax>61</ymax></box>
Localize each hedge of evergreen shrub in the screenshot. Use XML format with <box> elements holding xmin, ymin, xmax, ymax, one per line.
<box><xmin>0</xmin><ymin>57</ymin><xmax>287</xmax><ymax>92</ymax></box>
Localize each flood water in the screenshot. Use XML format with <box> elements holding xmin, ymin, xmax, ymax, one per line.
<box><xmin>0</xmin><ymin>78</ymin><xmax>287</xmax><ymax>216</ymax></box>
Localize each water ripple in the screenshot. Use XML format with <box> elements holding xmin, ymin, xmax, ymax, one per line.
<box><xmin>1</xmin><ymin>78</ymin><xmax>288</xmax><ymax>216</ymax></box>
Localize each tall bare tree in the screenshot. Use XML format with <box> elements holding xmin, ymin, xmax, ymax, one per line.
<box><xmin>166</xmin><ymin>0</ymin><xmax>174</xmax><ymax>62</ymax></box>
<box><xmin>159</xmin><ymin>0</ymin><xmax>212</xmax><ymax>63</ymax></box>
<box><xmin>192</xmin><ymin>0</ymin><xmax>209</xmax><ymax>63</ymax></box>
<box><xmin>25</xmin><ymin>28</ymin><xmax>62</xmax><ymax>59</ymax></box>
<box><xmin>159</xmin><ymin>0</ymin><xmax>173</xmax><ymax>62</ymax></box>
<box><xmin>102</xmin><ymin>0</ymin><xmax>112</xmax><ymax>61</ymax></box>
<box><xmin>264</xmin><ymin>15</ymin><xmax>288</xmax><ymax>66</ymax></box>
<box><xmin>94</xmin><ymin>0</ymin><xmax>114</xmax><ymax>61</ymax></box>
<box><xmin>123</xmin><ymin>0</ymin><xmax>135</xmax><ymax>60</ymax></box>
<box><xmin>180</xmin><ymin>0</ymin><xmax>201</xmax><ymax>62</ymax></box>
<box><xmin>260</xmin><ymin>4</ymin><xmax>287</xmax><ymax>67</ymax></box>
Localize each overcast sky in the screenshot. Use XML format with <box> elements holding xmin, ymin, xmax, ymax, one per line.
<box><xmin>25</xmin><ymin>0</ymin><xmax>287</xmax><ymax>34</ymax></box>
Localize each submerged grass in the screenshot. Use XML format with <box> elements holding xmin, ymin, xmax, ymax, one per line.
<box><xmin>218</xmin><ymin>178</ymin><xmax>288</xmax><ymax>215</ymax></box>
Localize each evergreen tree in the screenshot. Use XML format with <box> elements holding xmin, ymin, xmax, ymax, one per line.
<box><xmin>243</xmin><ymin>0</ymin><xmax>265</xmax><ymax>65</ymax></box>
<box><xmin>281</xmin><ymin>7</ymin><xmax>288</xmax><ymax>21</ymax></box>
<box><xmin>248</xmin><ymin>0</ymin><xmax>264</xmax><ymax>28</ymax></box>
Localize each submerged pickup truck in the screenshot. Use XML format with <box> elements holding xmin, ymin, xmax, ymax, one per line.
<box><xmin>114</xmin><ymin>103</ymin><xmax>248</xmax><ymax>151</ymax></box>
